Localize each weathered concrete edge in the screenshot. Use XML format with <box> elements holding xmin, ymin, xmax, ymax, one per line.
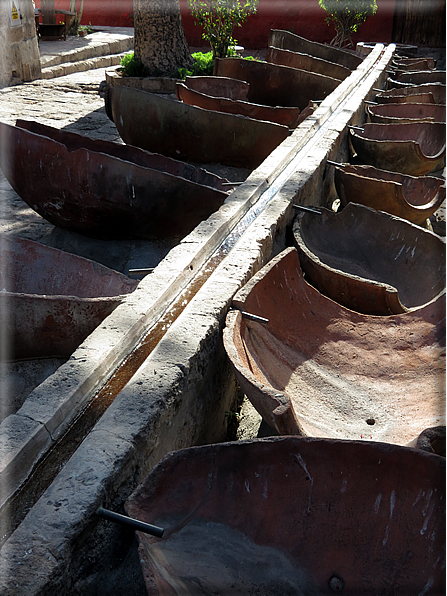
<box><xmin>0</xmin><ymin>183</ymin><xmax>257</xmax><ymax>507</ymax></box>
<box><xmin>0</xmin><ymin>45</ymin><xmax>396</xmax><ymax>594</ymax></box>
<box><xmin>0</xmin><ymin>47</ymin><xmax>391</xmax><ymax>508</ymax></box>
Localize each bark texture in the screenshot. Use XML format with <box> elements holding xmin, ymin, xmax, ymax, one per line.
<box><xmin>392</xmin><ymin>0</ymin><xmax>446</xmax><ymax>47</ymax></box>
<box><xmin>134</xmin><ymin>0</ymin><xmax>193</xmax><ymax>76</ymax></box>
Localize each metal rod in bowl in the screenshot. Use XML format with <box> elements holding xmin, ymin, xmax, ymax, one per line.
<box><xmin>239</xmin><ymin>310</ymin><xmax>269</xmax><ymax>325</ymax></box>
<box><xmin>128</xmin><ymin>268</ymin><xmax>154</xmax><ymax>275</ymax></box>
<box><xmin>293</xmin><ymin>204</ymin><xmax>322</xmax><ymax>215</ymax></box>
<box><xmin>97</xmin><ymin>507</ymin><xmax>164</xmax><ymax>538</ymax></box>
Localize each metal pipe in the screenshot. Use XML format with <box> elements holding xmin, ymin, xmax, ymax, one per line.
<box><xmin>239</xmin><ymin>310</ymin><xmax>269</xmax><ymax>324</ymax></box>
<box><xmin>293</xmin><ymin>204</ymin><xmax>322</xmax><ymax>215</ymax></box>
<box><xmin>128</xmin><ymin>268</ymin><xmax>154</xmax><ymax>275</ymax></box>
<box><xmin>97</xmin><ymin>507</ymin><xmax>164</xmax><ymax>538</ymax></box>
<box><xmin>364</xmin><ymin>100</ymin><xmax>378</xmax><ymax>105</ymax></box>
<box><xmin>326</xmin><ymin>160</ymin><xmax>344</xmax><ymax>167</ymax></box>
<box><xmin>348</xmin><ymin>125</ymin><xmax>365</xmax><ymax>132</ymax></box>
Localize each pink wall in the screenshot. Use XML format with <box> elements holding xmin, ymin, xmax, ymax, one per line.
<box><xmin>35</xmin><ymin>0</ymin><xmax>396</xmax><ymax>49</ymax></box>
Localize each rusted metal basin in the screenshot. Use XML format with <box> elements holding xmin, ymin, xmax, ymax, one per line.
<box><xmin>0</xmin><ymin>237</ymin><xmax>138</xmax><ymax>360</ymax></box>
<box><xmin>108</xmin><ymin>85</ymin><xmax>289</xmax><ymax>169</ymax></box>
<box><xmin>407</xmin><ymin>426</ymin><xmax>446</xmax><ymax>456</ymax></box>
<box><xmin>176</xmin><ymin>82</ymin><xmax>313</xmax><ymax>128</ymax></box>
<box><xmin>366</xmin><ymin>102</ymin><xmax>446</xmax><ymax>124</ymax></box>
<box><xmin>16</xmin><ymin>119</ymin><xmax>227</xmax><ymax>189</ymax></box>
<box><xmin>223</xmin><ymin>247</ymin><xmax>445</xmax><ymax>442</ymax></box>
<box><xmin>126</xmin><ymin>436</ymin><xmax>445</xmax><ymax>596</ymax></box>
<box><xmin>0</xmin><ymin>120</ymin><xmax>229</xmax><ymax>240</ymax></box>
<box><xmin>268</xmin><ymin>29</ymin><xmax>362</xmax><ymax>71</ymax></box>
<box><xmin>183</xmin><ymin>75</ymin><xmax>250</xmax><ymax>100</ymax></box>
<box><xmin>292</xmin><ymin>202</ymin><xmax>445</xmax><ymax>314</ymax></box>
<box><xmin>332</xmin><ymin>162</ymin><xmax>446</xmax><ymax>226</ymax></box>
<box><xmin>392</xmin><ymin>57</ymin><xmax>436</xmax><ymax>71</ymax></box>
<box><xmin>375</xmin><ymin>83</ymin><xmax>446</xmax><ymax>105</ymax></box>
<box><xmin>266</xmin><ymin>45</ymin><xmax>351</xmax><ymax>81</ymax></box>
<box><xmin>349</xmin><ymin>122</ymin><xmax>446</xmax><ymax>176</ymax></box>
<box><xmin>214</xmin><ymin>57</ymin><xmax>340</xmax><ymax>108</ymax></box>
<box><xmin>388</xmin><ymin>70</ymin><xmax>446</xmax><ymax>89</ymax></box>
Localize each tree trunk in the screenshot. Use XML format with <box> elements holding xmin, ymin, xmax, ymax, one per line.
<box><xmin>134</xmin><ymin>0</ymin><xmax>193</xmax><ymax>76</ymax></box>
<box><xmin>69</xmin><ymin>0</ymin><xmax>85</xmax><ymax>31</ymax></box>
<box><xmin>393</xmin><ymin>0</ymin><xmax>445</xmax><ymax>47</ymax></box>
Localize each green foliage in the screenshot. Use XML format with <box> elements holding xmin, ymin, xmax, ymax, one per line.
<box><xmin>188</xmin><ymin>0</ymin><xmax>259</xmax><ymax>59</ymax></box>
<box><xmin>318</xmin><ymin>0</ymin><xmax>377</xmax><ymax>48</ymax></box>
<box><xmin>171</xmin><ymin>51</ymin><xmax>215</xmax><ymax>79</ymax></box>
<box><xmin>78</xmin><ymin>22</ymin><xmax>94</xmax><ymax>34</ymax></box>
<box><xmin>120</xmin><ymin>50</ymin><xmax>257</xmax><ymax>80</ymax></box>
<box><xmin>119</xmin><ymin>52</ymin><xmax>149</xmax><ymax>77</ymax></box>
<box><xmin>191</xmin><ymin>51</ymin><xmax>215</xmax><ymax>75</ymax></box>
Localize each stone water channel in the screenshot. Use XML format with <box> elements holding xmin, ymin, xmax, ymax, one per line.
<box><xmin>0</xmin><ymin>43</ymin><xmax>433</xmax><ymax>593</ymax></box>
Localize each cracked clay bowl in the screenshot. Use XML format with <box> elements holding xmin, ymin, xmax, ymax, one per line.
<box><xmin>126</xmin><ymin>436</ymin><xmax>445</xmax><ymax>595</ymax></box>
<box><xmin>223</xmin><ymin>247</ymin><xmax>445</xmax><ymax>443</ymax></box>
<box><xmin>349</xmin><ymin>122</ymin><xmax>446</xmax><ymax>176</ymax></box>
<box><xmin>292</xmin><ymin>203</ymin><xmax>446</xmax><ymax>315</ymax></box>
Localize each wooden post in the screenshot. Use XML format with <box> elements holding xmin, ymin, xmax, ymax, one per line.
<box><xmin>41</xmin><ymin>0</ymin><xmax>57</xmax><ymax>24</ymax></box>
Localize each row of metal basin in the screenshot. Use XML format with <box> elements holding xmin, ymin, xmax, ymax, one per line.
<box><xmin>0</xmin><ymin>30</ymin><xmax>372</xmax><ymax>361</ymax></box>
<box><xmin>223</xmin><ymin>47</ymin><xmax>446</xmax><ymax>445</ymax></box>
<box><xmin>0</xmin><ymin>30</ymin><xmax>445</xmax><ymax>594</ymax></box>
<box><xmin>118</xmin><ymin>38</ymin><xmax>445</xmax><ymax>596</ymax></box>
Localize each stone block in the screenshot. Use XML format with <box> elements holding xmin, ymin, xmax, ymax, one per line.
<box><xmin>21</xmin><ymin>59</ymin><xmax>41</xmax><ymax>81</ymax></box>
<box><xmin>0</xmin><ymin>414</ymin><xmax>51</xmax><ymax>508</ymax></box>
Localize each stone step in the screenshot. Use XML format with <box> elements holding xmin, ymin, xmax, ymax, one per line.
<box><xmin>38</xmin><ymin>27</ymin><xmax>134</xmax><ymax>80</ymax></box>
<box><xmin>40</xmin><ymin>37</ymin><xmax>134</xmax><ymax>68</ymax></box>
<box><xmin>40</xmin><ymin>51</ymin><xmax>132</xmax><ymax>79</ymax></box>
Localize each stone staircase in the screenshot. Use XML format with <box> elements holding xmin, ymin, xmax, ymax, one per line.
<box><xmin>38</xmin><ymin>26</ymin><xmax>134</xmax><ymax>79</ymax></box>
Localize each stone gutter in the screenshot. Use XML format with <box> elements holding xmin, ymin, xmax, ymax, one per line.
<box><xmin>0</xmin><ymin>44</ymin><xmax>395</xmax><ymax>594</ymax></box>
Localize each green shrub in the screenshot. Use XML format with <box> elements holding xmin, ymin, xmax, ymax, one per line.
<box><xmin>121</xmin><ymin>50</ymin><xmax>257</xmax><ymax>80</ymax></box>
<box><xmin>318</xmin><ymin>0</ymin><xmax>377</xmax><ymax>48</ymax></box>
<box><xmin>119</xmin><ymin>52</ymin><xmax>149</xmax><ymax>77</ymax></box>
<box><xmin>78</xmin><ymin>22</ymin><xmax>94</xmax><ymax>34</ymax></box>
<box><xmin>171</xmin><ymin>51</ymin><xmax>214</xmax><ymax>79</ymax></box>
<box><xmin>188</xmin><ymin>0</ymin><xmax>258</xmax><ymax>59</ymax></box>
